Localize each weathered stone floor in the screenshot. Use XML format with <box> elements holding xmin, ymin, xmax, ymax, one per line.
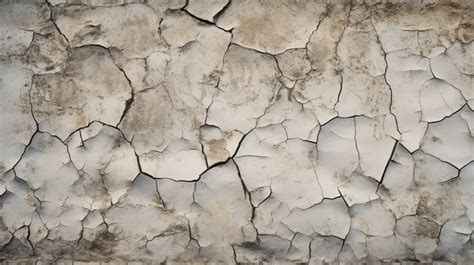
<box><xmin>0</xmin><ymin>0</ymin><xmax>473</xmax><ymax>263</ymax></box>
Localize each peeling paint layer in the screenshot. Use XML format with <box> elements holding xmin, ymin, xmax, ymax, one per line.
<box><xmin>0</xmin><ymin>0</ymin><xmax>473</xmax><ymax>263</ymax></box>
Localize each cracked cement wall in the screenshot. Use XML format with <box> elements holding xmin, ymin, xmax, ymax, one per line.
<box><xmin>0</xmin><ymin>0</ymin><xmax>473</xmax><ymax>263</ymax></box>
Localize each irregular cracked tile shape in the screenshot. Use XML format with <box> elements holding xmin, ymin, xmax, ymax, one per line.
<box><xmin>0</xmin><ymin>0</ymin><xmax>473</xmax><ymax>263</ymax></box>
<box><xmin>216</xmin><ymin>1</ymin><xmax>327</xmax><ymax>54</ymax></box>
<box><xmin>31</xmin><ymin>46</ymin><xmax>132</xmax><ymax>140</ymax></box>
<box><xmin>0</xmin><ymin>65</ymin><xmax>36</xmax><ymax>177</ymax></box>
<box><xmin>53</xmin><ymin>3</ymin><xmax>164</xmax><ymax>58</ymax></box>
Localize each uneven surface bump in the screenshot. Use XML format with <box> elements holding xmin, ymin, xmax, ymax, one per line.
<box><xmin>0</xmin><ymin>0</ymin><xmax>473</xmax><ymax>263</ymax></box>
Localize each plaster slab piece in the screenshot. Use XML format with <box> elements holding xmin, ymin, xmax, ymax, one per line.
<box><xmin>372</xmin><ymin>22</ymin><xmax>420</xmax><ymax>55</ymax></box>
<box><xmin>0</xmin><ymin>65</ymin><xmax>36</xmax><ymax>177</ymax></box>
<box><xmin>458</xmin><ymin>162</ymin><xmax>474</xmax><ymax>221</ymax></box>
<box><xmin>309</xmin><ymin>236</ymin><xmax>344</xmax><ymax>264</ymax></box>
<box><xmin>15</xmin><ymin>132</ymin><xmax>73</xmax><ymax>191</ymax></box>
<box><xmin>461</xmin><ymin>106</ymin><xmax>474</xmax><ymax>134</ymax></box>
<box><xmin>386</xmin><ymin>50</ymin><xmax>433</xmax><ymax>151</ymax></box>
<box><xmin>417</xmin><ymin>183</ymin><xmax>465</xmax><ymax>225</ymax></box>
<box><xmin>378</xmin><ymin>144</ymin><xmax>420</xmax><ymax>218</ymax></box>
<box><xmin>66</xmin><ymin>122</ymin><xmax>140</xmax><ymax>205</ymax></box>
<box><xmin>458</xmin><ymin>8</ymin><xmax>474</xmax><ymax>43</ymax></box>
<box><xmin>396</xmin><ymin>215</ymin><xmax>440</xmax><ymax>259</ymax></box>
<box><xmin>293</xmin><ymin>69</ymin><xmax>342</xmax><ymax>124</ymax></box>
<box><xmin>53</xmin><ymin>3</ymin><xmax>164</xmax><ymax>58</ymax></box>
<box><xmin>314</xmin><ymin>118</ymin><xmax>358</xmax><ymax>198</ymax></box>
<box><xmin>118</xmin><ymin>85</ymin><xmax>206</xmax><ymax>181</ymax></box>
<box><xmin>355</xmin><ymin>116</ymin><xmax>397</xmax><ymax>181</ymax></box>
<box><xmin>159</xmin><ymin>11</ymin><xmax>231</xmax><ymax>110</ymax></box>
<box><xmin>339</xmin><ymin>229</ymin><xmax>368</xmax><ymax>260</ymax></box>
<box><xmin>233</xmin><ymin>237</ymin><xmax>288</xmax><ymax>263</ymax></box>
<box><xmin>367</xmin><ymin>236</ymin><xmax>413</xmax><ymax>261</ymax></box>
<box><xmin>446</xmin><ymin>41</ymin><xmax>473</xmax><ymax>76</ymax></box>
<box><xmin>199</xmin><ymin>125</ymin><xmax>242</xmax><ymax>166</ymax></box>
<box><xmin>191</xmin><ymin>245</ymin><xmax>236</xmax><ymax>263</ymax></box>
<box><xmin>30</xmin><ymin>46</ymin><xmax>131</xmax><ymax>140</ymax></box>
<box><xmin>148</xmin><ymin>0</ymin><xmax>188</xmax><ymax>13</ymax></box>
<box><xmin>0</xmin><ymin>171</ymin><xmax>37</xmax><ymax>245</ymax></box>
<box><xmin>142</xmin><ymin>51</ymin><xmax>170</xmax><ymax>90</ymax></box>
<box><xmin>0</xmin><ymin>1</ymin><xmax>49</xmax><ymax>56</ymax></box>
<box><xmin>419</xmin><ymin>79</ymin><xmax>466</xmax><ymax>122</ymax></box>
<box><xmin>350</xmin><ymin>199</ymin><xmax>395</xmax><ymax>237</ymax></box>
<box><xmin>339</xmin><ymin>173</ymin><xmax>379</xmax><ymax>207</ymax></box>
<box><xmin>252</xmin><ymin>196</ymin><xmax>292</xmax><ymax>239</ymax></box>
<box><xmin>431</xmin><ymin>54</ymin><xmax>474</xmax><ymax>100</ymax></box>
<box><xmin>207</xmin><ymin>44</ymin><xmax>281</xmax><ymax>133</ymax></box>
<box><xmin>119</xmin><ymin>12</ymin><xmax>230</xmax><ymax>180</ymax></box>
<box><xmin>431</xmin><ymin>51</ymin><xmax>474</xmax><ymax>102</ymax></box>
<box><xmin>143</xmin><ymin>145</ymin><xmax>207</xmax><ymax>182</ymax></box>
<box><xmin>19</xmin><ymin>25</ymin><xmax>69</xmax><ymax>74</ymax></box>
<box><xmin>33</xmin><ymin>199</ymin><xmax>83</xmax><ymax>241</ymax></box>
<box><xmin>372</xmin><ymin>2</ymin><xmax>463</xmax><ymax>47</ymax></box>
<box><xmin>105</xmin><ymin>174</ymin><xmax>190</xmax><ymax>262</ymax></box>
<box><xmin>81</xmin><ymin>210</ymin><xmax>105</xmax><ymax>242</ymax></box>
<box><xmin>235</xmin><ymin>126</ymin><xmax>323</xmax><ymax>209</ymax></box>
<box><xmin>282</xmin><ymin>111</ymin><xmax>320</xmax><ymax>142</ymax></box>
<box><xmin>373</xmin><ymin>21</ymin><xmax>450</xmax><ymax>59</ymax></box>
<box><xmin>48</xmin><ymin>0</ymin><xmax>186</xmax><ymax>8</ymax></box>
<box><xmin>249</xmin><ymin>186</ymin><xmax>271</xmax><ymax>207</ymax></box>
<box><xmin>0</xmin><ymin>27</ymin><xmax>33</xmax><ymax>56</ymax></box>
<box><xmin>378</xmin><ymin>186</ymin><xmax>421</xmax><ymax>220</ymax></box>
<box><xmin>185</xmin><ymin>0</ymin><xmax>229</xmax><ymax>22</ymax></box>
<box><xmin>306</xmin><ymin>0</ymin><xmax>350</xmax><ymax>72</ymax></box>
<box><xmin>418</xmin><ymin>30</ymin><xmax>447</xmax><ymax>58</ymax></box>
<box><xmin>335</xmin><ymin>72</ymin><xmax>392</xmax><ymax>118</ymax></box>
<box><xmin>215</xmin><ymin>0</ymin><xmax>326</xmax><ymax>54</ymax></box>
<box><xmin>421</xmin><ymin>105</ymin><xmax>473</xmax><ymax>169</ymax></box>
<box><xmin>469</xmin><ymin>100</ymin><xmax>474</xmax><ymax>109</ymax></box>
<box><xmin>1</xmin><ymin>2</ymin><xmax>68</xmax><ymax>74</ymax></box>
<box><xmin>413</xmin><ymin>150</ymin><xmax>459</xmax><ymax>185</ymax></box>
<box><xmin>156</xmin><ymin>178</ymin><xmax>194</xmax><ymax>215</ymax></box>
<box><xmin>146</xmin><ymin>231</ymin><xmax>194</xmax><ymax>263</ymax></box>
<box><xmin>282</xmin><ymin>198</ymin><xmax>351</xmax><ymax>239</ymax></box>
<box><xmin>13</xmin><ymin>133</ymin><xmax>86</xmax><ymax>241</ymax></box>
<box><xmin>116</xmin><ymin>58</ymin><xmax>147</xmax><ymax>91</ymax></box>
<box><xmin>279</xmin><ymin>76</ymin><xmax>296</xmax><ymax>88</ymax></box>
<box><xmin>187</xmin><ymin>160</ymin><xmax>254</xmax><ymax>248</ymax></box>
<box><xmin>436</xmin><ymin>216</ymin><xmax>472</xmax><ymax>256</ymax></box>
<box><xmin>235</xmin><ymin>234</ymin><xmax>311</xmax><ymax>263</ymax></box>
<box><xmin>36</xmin><ymin>196</ymin><xmax>85</xmax><ymax>241</ymax></box>
<box><xmin>257</xmin><ymin>87</ymin><xmax>320</xmax><ymax>142</ymax></box>
<box><xmin>337</xmin><ymin>28</ymin><xmax>386</xmax><ymax>77</ymax></box>
<box><xmin>12</xmin><ymin>226</ymin><xmax>31</xmax><ymax>253</ymax></box>
<box><xmin>285</xmin><ymin>233</ymin><xmax>312</xmax><ymax>262</ymax></box>
<box><xmin>113</xmin><ymin>174</ymin><xmax>162</xmax><ymax>209</ymax></box>
<box><xmin>29</xmin><ymin>211</ymin><xmax>48</xmax><ymax>244</ymax></box>
<box><xmin>276</xmin><ymin>49</ymin><xmax>312</xmax><ymax>80</ymax></box>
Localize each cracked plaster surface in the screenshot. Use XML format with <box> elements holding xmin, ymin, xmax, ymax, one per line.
<box><xmin>0</xmin><ymin>0</ymin><xmax>473</xmax><ymax>263</ymax></box>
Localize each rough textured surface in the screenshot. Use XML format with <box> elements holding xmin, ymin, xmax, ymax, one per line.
<box><xmin>0</xmin><ymin>0</ymin><xmax>473</xmax><ymax>263</ymax></box>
